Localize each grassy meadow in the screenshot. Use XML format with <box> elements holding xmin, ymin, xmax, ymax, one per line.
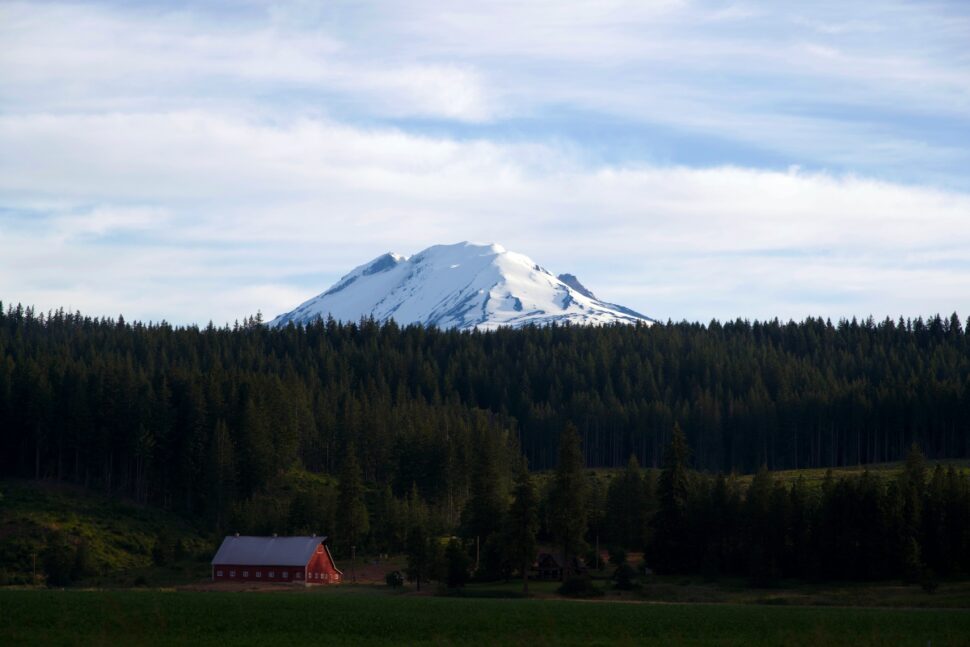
<box><xmin>3</xmin><ymin>587</ymin><xmax>970</xmax><ymax>647</ymax></box>
<box><xmin>540</xmin><ymin>458</ymin><xmax>970</xmax><ymax>492</ymax></box>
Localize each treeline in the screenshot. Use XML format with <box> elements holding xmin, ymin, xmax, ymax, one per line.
<box><xmin>645</xmin><ymin>430</ymin><xmax>970</xmax><ymax>584</ymax></box>
<box><xmin>1</xmin><ymin>302</ymin><xmax>969</xmax><ymax>523</ymax></box>
<box><xmin>393</xmin><ymin>428</ymin><xmax>970</xmax><ymax>589</ymax></box>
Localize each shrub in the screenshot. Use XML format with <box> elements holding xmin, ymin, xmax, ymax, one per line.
<box><xmin>608</xmin><ymin>547</ymin><xmax>627</xmax><ymax>567</ymax></box>
<box><xmin>444</xmin><ymin>539</ymin><xmax>470</xmax><ymax>590</ymax></box>
<box><xmin>557</xmin><ymin>577</ymin><xmax>603</xmax><ymax>598</ymax></box>
<box><xmin>152</xmin><ymin>532</ymin><xmax>175</xmax><ymax>566</ymax></box>
<box><xmin>385</xmin><ymin>570</ymin><xmax>404</xmax><ymax>588</ymax></box>
<box><xmin>612</xmin><ymin>563</ymin><xmax>638</xmax><ymax>590</ymax></box>
<box><xmin>71</xmin><ymin>538</ymin><xmax>94</xmax><ymax>581</ymax></box>
<box><xmin>43</xmin><ymin>537</ymin><xmax>74</xmax><ymax>587</ymax></box>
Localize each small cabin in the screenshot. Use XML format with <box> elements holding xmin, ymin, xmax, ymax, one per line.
<box><xmin>534</xmin><ymin>552</ymin><xmax>563</xmax><ymax>580</ymax></box>
<box><xmin>532</xmin><ymin>552</ymin><xmax>588</xmax><ymax>580</ymax></box>
<box><xmin>211</xmin><ymin>535</ymin><xmax>342</xmax><ymax>584</ymax></box>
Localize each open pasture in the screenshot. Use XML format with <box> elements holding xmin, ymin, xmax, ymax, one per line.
<box><xmin>3</xmin><ymin>588</ymin><xmax>970</xmax><ymax>646</ymax></box>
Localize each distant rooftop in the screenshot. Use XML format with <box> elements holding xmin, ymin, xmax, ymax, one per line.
<box><xmin>211</xmin><ymin>535</ymin><xmax>326</xmax><ymax>566</ymax></box>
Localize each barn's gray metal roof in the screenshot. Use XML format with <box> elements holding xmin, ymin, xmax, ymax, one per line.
<box><xmin>211</xmin><ymin>535</ymin><xmax>327</xmax><ymax>566</ymax></box>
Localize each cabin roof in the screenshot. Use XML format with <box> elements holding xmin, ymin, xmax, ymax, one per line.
<box><xmin>211</xmin><ymin>535</ymin><xmax>327</xmax><ymax>566</ymax></box>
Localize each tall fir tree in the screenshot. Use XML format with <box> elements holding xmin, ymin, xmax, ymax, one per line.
<box><xmin>337</xmin><ymin>443</ymin><xmax>370</xmax><ymax>555</ymax></box>
<box><xmin>649</xmin><ymin>423</ymin><xmax>693</xmax><ymax>573</ymax></box>
<box><xmin>604</xmin><ymin>454</ymin><xmax>648</xmax><ymax>550</ymax></box>
<box><xmin>548</xmin><ymin>423</ymin><xmax>587</xmax><ymax>580</ymax></box>
<box><xmin>505</xmin><ymin>468</ymin><xmax>539</xmax><ymax>592</ymax></box>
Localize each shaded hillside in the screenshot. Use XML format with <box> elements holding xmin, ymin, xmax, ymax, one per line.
<box><xmin>0</xmin><ymin>480</ymin><xmax>209</xmax><ymax>586</ymax></box>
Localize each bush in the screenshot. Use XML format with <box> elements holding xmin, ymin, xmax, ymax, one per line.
<box><xmin>444</xmin><ymin>539</ymin><xmax>470</xmax><ymax>590</ymax></box>
<box><xmin>612</xmin><ymin>563</ymin><xmax>639</xmax><ymax>590</ymax></box>
<box><xmin>152</xmin><ymin>531</ymin><xmax>175</xmax><ymax>566</ymax></box>
<box><xmin>43</xmin><ymin>542</ymin><xmax>74</xmax><ymax>586</ymax></box>
<box><xmin>557</xmin><ymin>577</ymin><xmax>603</xmax><ymax>598</ymax></box>
<box><xmin>608</xmin><ymin>547</ymin><xmax>627</xmax><ymax>567</ymax></box>
<box><xmin>71</xmin><ymin>538</ymin><xmax>94</xmax><ymax>581</ymax></box>
<box><xmin>385</xmin><ymin>570</ymin><xmax>404</xmax><ymax>588</ymax></box>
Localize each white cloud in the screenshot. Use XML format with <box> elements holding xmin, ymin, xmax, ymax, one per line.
<box><xmin>1</xmin><ymin>1</ymin><xmax>968</xmax><ymax>324</ymax></box>
<box><xmin>0</xmin><ymin>2</ymin><xmax>494</xmax><ymax>121</ymax></box>
<box><xmin>1</xmin><ymin>110</ymin><xmax>968</xmax><ymax>324</ymax></box>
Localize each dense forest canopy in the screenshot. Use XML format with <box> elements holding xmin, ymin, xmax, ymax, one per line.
<box><xmin>1</xmin><ymin>302</ymin><xmax>969</xmax><ymax>525</ymax></box>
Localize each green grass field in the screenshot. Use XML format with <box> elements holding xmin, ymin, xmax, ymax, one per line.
<box><xmin>534</xmin><ymin>459</ymin><xmax>970</xmax><ymax>493</ymax></box>
<box><xmin>2</xmin><ymin>588</ymin><xmax>970</xmax><ymax>646</ymax></box>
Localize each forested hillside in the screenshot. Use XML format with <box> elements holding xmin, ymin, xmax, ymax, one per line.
<box><xmin>1</xmin><ymin>303</ymin><xmax>968</xmax><ymax>526</ymax></box>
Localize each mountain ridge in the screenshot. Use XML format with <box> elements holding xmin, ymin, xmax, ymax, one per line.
<box><xmin>270</xmin><ymin>241</ymin><xmax>655</xmax><ymax>330</ymax></box>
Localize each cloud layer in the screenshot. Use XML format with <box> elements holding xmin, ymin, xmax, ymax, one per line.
<box><xmin>1</xmin><ymin>1</ymin><xmax>968</xmax><ymax>324</ymax></box>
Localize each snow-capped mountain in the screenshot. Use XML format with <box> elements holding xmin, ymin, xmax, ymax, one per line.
<box><xmin>269</xmin><ymin>242</ymin><xmax>654</xmax><ymax>330</ymax></box>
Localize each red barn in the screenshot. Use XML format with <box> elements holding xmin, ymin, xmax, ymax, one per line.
<box><xmin>211</xmin><ymin>535</ymin><xmax>343</xmax><ymax>584</ymax></box>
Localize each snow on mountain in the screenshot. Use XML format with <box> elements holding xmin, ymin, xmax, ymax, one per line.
<box><xmin>269</xmin><ymin>242</ymin><xmax>655</xmax><ymax>330</ymax></box>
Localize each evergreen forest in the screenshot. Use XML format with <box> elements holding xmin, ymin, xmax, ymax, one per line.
<box><xmin>2</xmin><ymin>303</ymin><xmax>970</xmax><ymax>584</ymax></box>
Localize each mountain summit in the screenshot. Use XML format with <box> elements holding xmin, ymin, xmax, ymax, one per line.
<box><xmin>269</xmin><ymin>242</ymin><xmax>654</xmax><ymax>330</ymax></box>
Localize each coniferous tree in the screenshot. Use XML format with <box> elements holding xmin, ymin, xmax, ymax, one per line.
<box><xmin>505</xmin><ymin>469</ymin><xmax>539</xmax><ymax>592</ymax></box>
<box><xmin>548</xmin><ymin>423</ymin><xmax>587</xmax><ymax>581</ymax></box>
<box><xmin>405</xmin><ymin>523</ymin><xmax>436</xmax><ymax>592</ymax></box>
<box><xmin>337</xmin><ymin>443</ymin><xmax>370</xmax><ymax>555</ymax></box>
<box><xmin>444</xmin><ymin>538</ymin><xmax>470</xmax><ymax>589</ymax></box>
<box><xmin>649</xmin><ymin>424</ymin><xmax>693</xmax><ymax>573</ymax></box>
<box><xmin>605</xmin><ymin>454</ymin><xmax>647</xmax><ymax>550</ymax></box>
<box><xmin>460</xmin><ymin>424</ymin><xmax>505</xmax><ymax>547</ymax></box>
<box><xmin>207</xmin><ymin>419</ymin><xmax>236</xmax><ymax>526</ymax></box>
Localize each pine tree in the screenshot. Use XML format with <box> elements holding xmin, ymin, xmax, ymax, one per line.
<box><xmin>605</xmin><ymin>454</ymin><xmax>647</xmax><ymax>550</ymax></box>
<box><xmin>649</xmin><ymin>424</ymin><xmax>693</xmax><ymax>573</ymax></box>
<box><xmin>337</xmin><ymin>443</ymin><xmax>370</xmax><ymax>555</ymax></box>
<box><xmin>548</xmin><ymin>423</ymin><xmax>587</xmax><ymax>581</ymax></box>
<box><xmin>207</xmin><ymin>419</ymin><xmax>235</xmax><ymax>526</ymax></box>
<box><xmin>405</xmin><ymin>523</ymin><xmax>434</xmax><ymax>592</ymax></box>
<box><xmin>505</xmin><ymin>469</ymin><xmax>539</xmax><ymax>592</ymax></box>
<box><xmin>460</xmin><ymin>423</ymin><xmax>505</xmax><ymax>545</ymax></box>
<box><xmin>744</xmin><ymin>465</ymin><xmax>775</xmax><ymax>584</ymax></box>
<box><xmin>444</xmin><ymin>538</ymin><xmax>470</xmax><ymax>589</ymax></box>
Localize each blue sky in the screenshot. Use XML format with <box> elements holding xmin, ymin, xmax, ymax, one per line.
<box><xmin>1</xmin><ymin>0</ymin><xmax>969</xmax><ymax>324</ymax></box>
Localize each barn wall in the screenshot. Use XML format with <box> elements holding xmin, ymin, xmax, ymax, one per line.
<box><xmin>211</xmin><ymin>564</ymin><xmax>306</xmax><ymax>583</ymax></box>
<box><xmin>306</xmin><ymin>545</ymin><xmax>342</xmax><ymax>584</ymax></box>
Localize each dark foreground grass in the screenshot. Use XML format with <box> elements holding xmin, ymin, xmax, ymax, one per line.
<box><xmin>2</xmin><ymin>589</ymin><xmax>970</xmax><ymax>646</ymax></box>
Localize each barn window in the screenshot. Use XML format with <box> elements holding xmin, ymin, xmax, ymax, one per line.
<box><xmin>269</xmin><ymin>571</ymin><xmax>275</xmax><ymax>578</ymax></box>
<box><xmin>243</xmin><ymin>571</ymin><xmax>249</xmax><ymax>578</ymax></box>
<box><xmin>296</xmin><ymin>572</ymin><xmax>302</xmax><ymax>579</ymax></box>
<box><xmin>256</xmin><ymin>571</ymin><xmax>261</xmax><ymax>578</ymax></box>
<box><xmin>282</xmin><ymin>571</ymin><xmax>288</xmax><ymax>578</ymax></box>
<box><xmin>230</xmin><ymin>570</ymin><xmax>235</xmax><ymax>578</ymax></box>
<box><xmin>216</xmin><ymin>570</ymin><xmax>223</xmax><ymax>577</ymax></box>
